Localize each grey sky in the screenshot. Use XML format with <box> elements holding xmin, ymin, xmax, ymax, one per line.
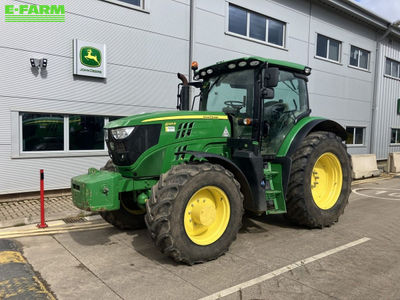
<box><xmin>354</xmin><ymin>0</ymin><xmax>400</xmax><ymax>22</ymax></box>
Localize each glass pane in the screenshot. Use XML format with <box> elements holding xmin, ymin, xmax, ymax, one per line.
<box><xmin>328</xmin><ymin>39</ymin><xmax>340</xmax><ymax>61</ymax></box>
<box><xmin>118</xmin><ymin>0</ymin><xmax>140</xmax><ymax>6</ymax></box>
<box><xmin>316</xmin><ymin>34</ymin><xmax>328</xmax><ymax>58</ymax></box>
<box><xmin>69</xmin><ymin>115</ymin><xmax>105</xmax><ymax>150</ymax></box>
<box><xmin>355</xmin><ymin>127</ymin><xmax>364</xmax><ymax>144</ymax></box>
<box><xmin>393</xmin><ymin>61</ymin><xmax>400</xmax><ymax>78</ymax></box>
<box><xmin>346</xmin><ymin>127</ymin><xmax>354</xmax><ymax>144</ymax></box>
<box><xmin>262</xmin><ymin>71</ymin><xmax>309</xmax><ymax>155</ymax></box>
<box><xmin>359</xmin><ymin>49</ymin><xmax>369</xmax><ymax>69</ymax></box>
<box><xmin>268</xmin><ymin>19</ymin><xmax>284</xmax><ymax>46</ymax></box>
<box><xmin>22</xmin><ymin>113</ymin><xmax>64</xmax><ymax>151</ymax></box>
<box><xmin>385</xmin><ymin>59</ymin><xmax>392</xmax><ymax>75</ymax></box>
<box><xmin>228</xmin><ymin>5</ymin><xmax>247</xmax><ymax>36</ymax></box>
<box><xmin>396</xmin><ymin>129</ymin><xmax>400</xmax><ymax>144</ymax></box>
<box><xmin>249</xmin><ymin>12</ymin><xmax>266</xmax><ymax>41</ymax></box>
<box><xmin>391</xmin><ymin>129</ymin><xmax>397</xmax><ymax>143</ymax></box>
<box><xmin>350</xmin><ymin>46</ymin><xmax>358</xmax><ymax>67</ymax></box>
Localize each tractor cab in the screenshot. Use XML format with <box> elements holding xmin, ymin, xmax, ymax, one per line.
<box><xmin>194</xmin><ymin>57</ymin><xmax>311</xmax><ymax>156</ymax></box>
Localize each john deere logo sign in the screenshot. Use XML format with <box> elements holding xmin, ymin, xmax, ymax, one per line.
<box><xmin>73</xmin><ymin>39</ymin><xmax>106</xmax><ymax>78</ymax></box>
<box><xmin>4</xmin><ymin>5</ymin><xmax>65</xmax><ymax>22</ymax></box>
<box><xmin>80</xmin><ymin>47</ymin><xmax>102</xmax><ymax>68</ymax></box>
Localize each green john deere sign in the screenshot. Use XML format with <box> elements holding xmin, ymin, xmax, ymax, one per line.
<box><xmin>73</xmin><ymin>39</ymin><xmax>107</xmax><ymax>78</ymax></box>
<box><xmin>80</xmin><ymin>47</ymin><xmax>102</xmax><ymax>68</ymax></box>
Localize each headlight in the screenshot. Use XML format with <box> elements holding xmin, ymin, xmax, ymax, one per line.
<box><xmin>111</xmin><ymin>127</ymin><xmax>135</xmax><ymax>140</ymax></box>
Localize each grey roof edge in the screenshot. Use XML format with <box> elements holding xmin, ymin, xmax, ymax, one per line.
<box><xmin>317</xmin><ymin>0</ymin><xmax>400</xmax><ymax>38</ymax></box>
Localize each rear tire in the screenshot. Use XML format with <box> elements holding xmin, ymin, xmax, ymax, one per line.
<box><xmin>145</xmin><ymin>163</ymin><xmax>244</xmax><ymax>265</ymax></box>
<box><xmin>99</xmin><ymin>160</ymin><xmax>146</xmax><ymax>230</ymax></box>
<box><xmin>286</xmin><ymin>131</ymin><xmax>351</xmax><ymax>228</ymax></box>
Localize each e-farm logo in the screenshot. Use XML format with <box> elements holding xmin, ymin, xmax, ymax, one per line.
<box><xmin>80</xmin><ymin>47</ymin><xmax>102</xmax><ymax>68</ymax></box>
<box><xmin>4</xmin><ymin>4</ymin><xmax>65</xmax><ymax>22</ymax></box>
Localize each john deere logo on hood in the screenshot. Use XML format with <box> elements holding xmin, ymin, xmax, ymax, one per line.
<box><xmin>80</xmin><ymin>47</ymin><xmax>101</xmax><ymax>68</ymax></box>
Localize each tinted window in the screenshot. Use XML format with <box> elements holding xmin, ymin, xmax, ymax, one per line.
<box><xmin>118</xmin><ymin>0</ymin><xmax>140</xmax><ymax>6</ymax></box>
<box><xmin>385</xmin><ymin>59</ymin><xmax>391</xmax><ymax>75</ymax></box>
<box><xmin>359</xmin><ymin>49</ymin><xmax>369</xmax><ymax>69</ymax></box>
<box><xmin>268</xmin><ymin>19</ymin><xmax>284</xmax><ymax>46</ymax></box>
<box><xmin>69</xmin><ymin>115</ymin><xmax>104</xmax><ymax>150</ymax></box>
<box><xmin>249</xmin><ymin>12</ymin><xmax>266</xmax><ymax>41</ymax></box>
<box><xmin>228</xmin><ymin>5</ymin><xmax>247</xmax><ymax>36</ymax></box>
<box><xmin>328</xmin><ymin>39</ymin><xmax>340</xmax><ymax>61</ymax></box>
<box><xmin>350</xmin><ymin>46</ymin><xmax>359</xmax><ymax>67</ymax></box>
<box><xmin>316</xmin><ymin>35</ymin><xmax>328</xmax><ymax>58</ymax></box>
<box><xmin>22</xmin><ymin>113</ymin><xmax>64</xmax><ymax>151</ymax></box>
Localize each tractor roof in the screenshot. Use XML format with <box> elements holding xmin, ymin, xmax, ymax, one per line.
<box><xmin>195</xmin><ymin>56</ymin><xmax>311</xmax><ymax>80</ymax></box>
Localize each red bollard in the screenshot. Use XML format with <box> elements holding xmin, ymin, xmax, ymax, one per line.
<box><xmin>37</xmin><ymin>169</ymin><xmax>48</xmax><ymax>228</ymax></box>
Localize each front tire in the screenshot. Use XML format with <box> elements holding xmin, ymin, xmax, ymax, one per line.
<box><xmin>286</xmin><ymin>131</ymin><xmax>351</xmax><ymax>228</ymax></box>
<box><xmin>145</xmin><ymin>163</ymin><xmax>244</xmax><ymax>265</ymax></box>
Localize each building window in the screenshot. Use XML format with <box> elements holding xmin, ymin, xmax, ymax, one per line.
<box><xmin>385</xmin><ymin>58</ymin><xmax>400</xmax><ymax>79</ymax></box>
<box><xmin>391</xmin><ymin>128</ymin><xmax>400</xmax><ymax>144</ymax></box>
<box><xmin>22</xmin><ymin>113</ymin><xmax>64</xmax><ymax>151</ymax></box>
<box><xmin>316</xmin><ymin>34</ymin><xmax>341</xmax><ymax>62</ymax></box>
<box><xmin>20</xmin><ymin>113</ymin><xmax>123</xmax><ymax>153</ymax></box>
<box><xmin>102</xmin><ymin>0</ymin><xmax>143</xmax><ymax>9</ymax></box>
<box><xmin>346</xmin><ymin>127</ymin><xmax>365</xmax><ymax>145</ymax></box>
<box><xmin>350</xmin><ymin>46</ymin><xmax>370</xmax><ymax>70</ymax></box>
<box><xmin>228</xmin><ymin>4</ymin><xmax>286</xmax><ymax>47</ymax></box>
<box><xmin>69</xmin><ymin>115</ymin><xmax>105</xmax><ymax>151</ymax></box>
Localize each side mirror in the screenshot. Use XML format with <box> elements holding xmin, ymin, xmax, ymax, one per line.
<box><xmin>261</xmin><ymin>87</ymin><xmax>274</xmax><ymax>99</ymax></box>
<box><xmin>264</xmin><ymin>67</ymin><xmax>279</xmax><ymax>88</ymax></box>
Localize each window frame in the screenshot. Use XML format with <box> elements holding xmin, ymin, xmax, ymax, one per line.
<box><xmin>100</xmin><ymin>0</ymin><xmax>149</xmax><ymax>13</ymax></box>
<box><xmin>385</xmin><ymin>57</ymin><xmax>400</xmax><ymax>80</ymax></box>
<box><xmin>390</xmin><ymin>128</ymin><xmax>400</xmax><ymax>145</ymax></box>
<box><xmin>315</xmin><ymin>33</ymin><xmax>342</xmax><ymax>64</ymax></box>
<box><xmin>226</xmin><ymin>3</ymin><xmax>287</xmax><ymax>50</ymax></box>
<box><xmin>345</xmin><ymin>126</ymin><xmax>365</xmax><ymax>146</ymax></box>
<box><xmin>348</xmin><ymin>45</ymin><xmax>370</xmax><ymax>71</ymax></box>
<box><xmin>14</xmin><ymin>112</ymin><xmax>123</xmax><ymax>158</ymax></box>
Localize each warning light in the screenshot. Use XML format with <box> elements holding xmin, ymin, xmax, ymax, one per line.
<box><xmin>191</xmin><ymin>61</ymin><xmax>199</xmax><ymax>71</ymax></box>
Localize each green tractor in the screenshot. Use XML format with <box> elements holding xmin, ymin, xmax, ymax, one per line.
<box><xmin>71</xmin><ymin>57</ymin><xmax>351</xmax><ymax>264</ymax></box>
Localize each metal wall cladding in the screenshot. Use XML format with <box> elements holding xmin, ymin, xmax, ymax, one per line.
<box><xmin>0</xmin><ymin>0</ymin><xmax>189</xmax><ymax>194</ymax></box>
<box><xmin>373</xmin><ymin>39</ymin><xmax>400</xmax><ymax>160</ymax></box>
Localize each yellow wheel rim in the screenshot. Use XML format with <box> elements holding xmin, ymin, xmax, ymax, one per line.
<box><xmin>311</xmin><ymin>152</ymin><xmax>343</xmax><ymax>210</ymax></box>
<box><xmin>184</xmin><ymin>186</ymin><xmax>230</xmax><ymax>246</ymax></box>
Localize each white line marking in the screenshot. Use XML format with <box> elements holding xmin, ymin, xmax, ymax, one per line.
<box><xmin>198</xmin><ymin>237</ymin><xmax>371</xmax><ymax>300</ymax></box>
<box><xmin>375</xmin><ymin>191</ymin><xmax>387</xmax><ymax>195</ymax></box>
<box><xmin>353</xmin><ymin>188</ymin><xmax>400</xmax><ymax>201</ymax></box>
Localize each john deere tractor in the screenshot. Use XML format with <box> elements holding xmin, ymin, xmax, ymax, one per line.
<box><xmin>71</xmin><ymin>57</ymin><xmax>351</xmax><ymax>264</ymax></box>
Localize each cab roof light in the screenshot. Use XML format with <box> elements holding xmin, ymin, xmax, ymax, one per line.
<box><xmin>304</xmin><ymin>67</ymin><xmax>312</xmax><ymax>75</ymax></box>
<box><xmin>191</xmin><ymin>61</ymin><xmax>199</xmax><ymax>71</ymax></box>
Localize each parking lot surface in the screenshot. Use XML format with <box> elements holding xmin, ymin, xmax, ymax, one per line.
<box><xmin>3</xmin><ymin>177</ymin><xmax>400</xmax><ymax>299</ymax></box>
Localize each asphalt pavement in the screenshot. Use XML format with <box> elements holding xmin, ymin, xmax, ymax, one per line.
<box><xmin>0</xmin><ymin>176</ymin><xmax>399</xmax><ymax>299</ymax></box>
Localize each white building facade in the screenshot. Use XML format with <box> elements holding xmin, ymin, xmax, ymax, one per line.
<box><xmin>0</xmin><ymin>0</ymin><xmax>399</xmax><ymax>194</ymax></box>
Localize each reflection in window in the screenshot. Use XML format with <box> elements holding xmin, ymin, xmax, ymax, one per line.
<box><xmin>350</xmin><ymin>46</ymin><xmax>370</xmax><ymax>70</ymax></box>
<box><xmin>316</xmin><ymin>34</ymin><xmax>341</xmax><ymax>62</ymax></box>
<box><xmin>228</xmin><ymin>4</ymin><xmax>285</xmax><ymax>47</ymax></box>
<box><xmin>391</xmin><ymin>128</ymin><xmax>400</xmax><ymax>144</ymax></box>
<box><xmin>22</xmin><ymin>113</ymin><xmax>64</xmax><ymax>151</ymax></box>
<box><xmin>69</xmin><ymin>115</ymin><xmax>104</xmax><ymax>150</ymax></box>
<box><xmin>346</xmin><ymin>127</ymin><xmax>365</xmax><ymax>145</ymax></box>
<box><xmin>385</xmin><ymin>58</ymin><xmax>400</xmax><ymax>78</ymax></box>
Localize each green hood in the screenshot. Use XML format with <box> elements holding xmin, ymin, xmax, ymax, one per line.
<box><xmin>105</xmin><ymin>111</ymin><xmax>228</xmax><ymax>128</ymax></box>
